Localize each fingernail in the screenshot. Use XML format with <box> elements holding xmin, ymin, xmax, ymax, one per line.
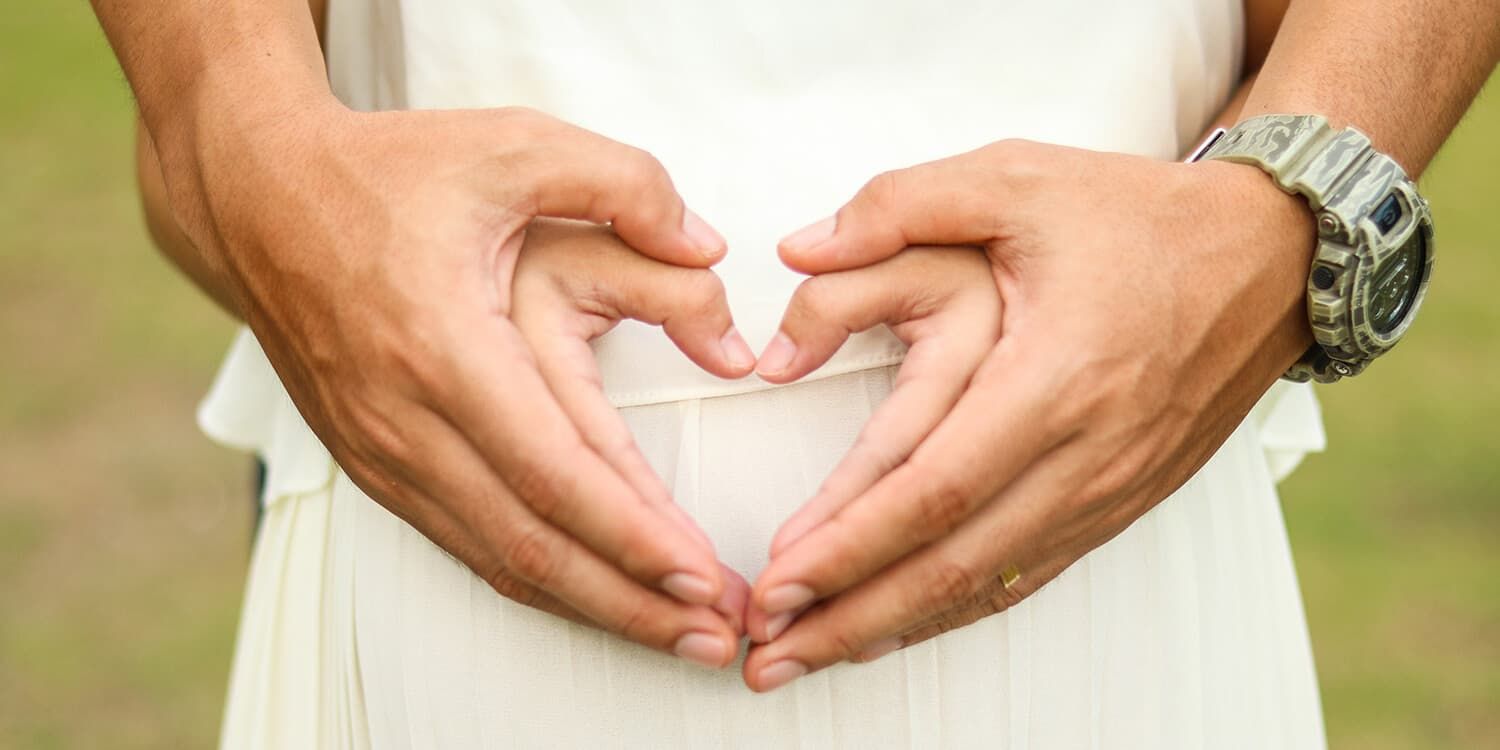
<box><xmin>856</xmin><ymin>637</ymin><xmax>902</xmax><ymax>663</ymax></box>
<box><xmin>682</xmin><ymin>209</ymin><xmax>726</xmax><ymax>259</ymax></box>
<box><xmin>762</xmin><ymin>611</ymin><xmax>795</xmax><ymax>642</ymax></box>
<box><xmin>756</xmin><ymin>659</ymin><xmax>808</xmax><ymax>691</ymax></box>
<box><xmin>673</xmin><ymin>632</ymin><xmax>731</xmax><ymax>668</ymax></box>
<box><xmin>721</xmin><ymin>327</ymin><xmax>756</xmax><ymax>372</ymax></box>
<box><xmin>780</xmin><ymin>216</ymin><xmax>836</xmax><ymax>253</ymax></box>
<box><xmin>661</xmin><ymin>572</ymin><xmax>716</xmax><ymax>605</ymax></box>
<box><xmin>762</xmin><ymin>582</ymin><xmax>815</xmax><ymax>614</ymax></box>
<box><xmin>755</xmin><ymin>332</ymin><xmax>797</xmax><ymax>377</ymax></box>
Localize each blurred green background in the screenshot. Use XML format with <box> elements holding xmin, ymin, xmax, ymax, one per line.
<box><xmin>1</xmin><ymin>5</ymin><xmax>1495</xmax><ymax>749</ymax></box>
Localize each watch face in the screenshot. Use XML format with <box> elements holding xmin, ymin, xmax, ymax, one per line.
<box><xmin>1368</xmin><ymin>226</ymin><xmax>1427</xmax><ymax>335</ymax></box>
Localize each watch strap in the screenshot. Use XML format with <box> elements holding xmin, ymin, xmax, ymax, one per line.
<box><xmin>1200</xmin><ymin>114</ymin><xmax>1408</xmax><ymax>223</ymax></box>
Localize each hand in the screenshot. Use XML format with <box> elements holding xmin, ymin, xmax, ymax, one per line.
<box><xmin>741</xmin><ymin>245</ymin><xmax>1004</xmax><ymax>644</ymax></box>
<box><xmin>509</xmin><ymin>218</ymin><xmax>758</xmax><ymax>632</ymax></box>
<box><xmin>172</xmin><ymin>102</ymin><xmax>754</xmax><ymax>668</ymax></box>
<box><xmin>742</xmin><ymin>140</ymin><xmax>1316</xmax><ymax>691</ymax></box>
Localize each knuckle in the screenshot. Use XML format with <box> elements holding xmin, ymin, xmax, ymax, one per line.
<box><xmin>622</xmin><ymin>147</ymin><xmax>671</xmax><ymax>194</ymax></box>
<box><xmin>486</xmin><ymin>565</ymin><xmax>543</xmax><ymax>608</ymax></box>
<box><xmin>501</xmin><ymin>524</ymin><xmax>562</xmax><ymax>588</ymax></box>
<box><xmin>993</xmin><ymin>581</ymin><xmax>1027</xmax><ymax>611</ymax></box>
<box><xmin>505</xmin><ymin>456</ymin><xmax>572</xmax><ymax>522</ymax></box>
<box><xmin>911</xmin><ymin>473</ymin><xmax>980</xmax><ymax>534</ymax></box>
<box><xmin>610</xmin><ymin>596</ymin><xmax>661</xmax><ymax>646</ymax></box>
<box><xmin>681</xmin><ymin>270</ymin><xmax>727</xmax><ymax>313</ymax></box>
<box><xmin>857</xmin><ymin>169</ymin><xmax>903</xmax><ymax>213</ymax></box>
<box><xmin>792</xmin><ymin>275</ymin><xmax>840</xmax><ymax>321</ymax></box>
<box><xmin>825</xmin><ymin>626</ymin><xmax>865</xmax><ymax>662</ymax></box>
<box><xmin>920</xmin><ymin>557</ymin><xmax>984</xmax><ymax>610</ymax></box>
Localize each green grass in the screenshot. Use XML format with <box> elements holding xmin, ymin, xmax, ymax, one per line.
<box><xmin>1</xmin><ymin>5</ymin><xmax>1496</xmax><ymax>749</ymax></box>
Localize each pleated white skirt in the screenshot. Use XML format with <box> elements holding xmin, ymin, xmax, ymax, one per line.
<box><xmin>208</xmin><ymin>330</ymin><xmax>1328</xmax><ymax>749</ymax></box>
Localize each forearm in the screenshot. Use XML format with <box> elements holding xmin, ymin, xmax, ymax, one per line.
<box><xmin>120</xmin><ymin>0</ymin><xmax>330</xmax><ymax>321</ymax></box>
<box><xmin>93</xmin><ymin>0</ymin><xmax>331</xmax><ymax>158</ymax></box>
<box><xmin>136</xmin><ymin>121</ymin><xmax>244</xmax><ymax>319</ymax></box>
<box><xmin>1241</xmin><ymin>0</ymin><xmax>1500</xmax><ymax>175</ymax></box>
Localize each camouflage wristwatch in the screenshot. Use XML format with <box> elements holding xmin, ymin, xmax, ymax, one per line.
<box><xmin>1189</xmin><ymin>114</ymin><xmax>1434</xmax><ymax>383</ymax></box>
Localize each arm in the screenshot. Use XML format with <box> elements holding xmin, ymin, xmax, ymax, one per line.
<box><xmin>131</xmin><ymin>0</ymin><xmax>329</xmax><ymax>319</ymax></box>
<box><xmin>1242</xmin><ymin>0</ymin><xmax>1499</xmax><ymax>174</ymax></box>
<box><xmin>743</xmin><ymin>0</ymin><xmax>1500</xmax><ymax>691</ymax></box>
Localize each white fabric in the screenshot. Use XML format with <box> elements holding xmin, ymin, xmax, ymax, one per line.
<box><xmin>207</xmin><ymin>0</ymin><xmax>1331</xmax><ymax>747</ymax></box>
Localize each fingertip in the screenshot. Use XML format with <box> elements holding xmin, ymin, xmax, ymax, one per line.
<box><xmin>778</xmin><ymin>216</ymin><xmax>836</xmax><ymax>258</ymax></box>
<box><xmin>683</xmin><ymin>209</ymin><xmax>727</xmax><ymax>264</ymax></box>
<box><xmin>661</xmin><ymin>571</ymin><xmax>724</xmax><ymax>607</ymax></box>
<box><xmin>754</xmin><ymin>331</ymin><xmax>799</xmax><ymax>381</ymax></box>
<box><xmin>720</xmin><ymin>327</ymin><xmax>757</xmax><ymax>376</ymax></box>
<box><xmin>673</xmin><ymin>630</ymin><xmax>739</xmax><ymax>669</ymax></box>
<box><xmin>751</xmin><ymin>658</ymin><xmax>808</xmax><ymax>693</ymax></box>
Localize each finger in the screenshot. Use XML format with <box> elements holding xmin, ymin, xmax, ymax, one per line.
<box><xmin>351</xmin><ymin>472</ymin><xmax>595</xmax><ymax>630</ymax></box>
<box><xmin>746</xmin><ymin>600</ymin><xmax>810</xmax><ymax>644</ymax></box>
<box><xmin>777</xmin><ymin>142</ymin><xmax>1029</xmax><ymax>274</ymax></box>
<box><xmin>751</xmin><ymin>338</ymin><xmax>1064</xmax><ymax>616</ymax></box>
<box><xmin>381</xmin><ymin>407</ymin><xmax>741</xmax><ymax>667</ymax></box>
<box><xmin>764</xmin><ymin>252</ymin><xmax>1001</xmax><ymax>554</ymax></box>
<box><xmin>522</xmin><ymin>322</ymin><xmax>719</xmax><ymax>554</ymax></box>
<box><xmin>435</xmin><ymin>316</ymin><xmax>727</xmax><ymax>606</ymax></box>
<box><xmin>508</xmin><ymin>223</ymin><xmax>739</xmax><ymax>547</ymax></box>
<box><xmin>716</xmin><ymin>563</ymin><xmax>752</xmax><ymax>637</ymax></box>
<box><xmin>767</xmin><ymin>325</ymin><xmax>993</xmax><ymax>556</ymax></box>
<box><xmin>743</xmin><ymin>441</ymin><xmax>1087</xmax><ymax>691</ymax></box>
<box><xmin>594</xmin><ymin>252</ymin><xmax>756</xmax><ymax>379</ymax></box>
<box><xmin>752</xmin><ymin>265</ymin><xmax>915</xmax><ymax>384</ymax></box>
<box><xmin>512</xmin><ymin>112</ymin><xmax>726</xmax><ymax>266</ymax></box>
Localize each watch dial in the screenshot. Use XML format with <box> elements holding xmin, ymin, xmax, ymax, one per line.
<box><xmin>1368</xmin><ymin>227</ymin><xmax>1427</xmax><ymax>335</ymax></box>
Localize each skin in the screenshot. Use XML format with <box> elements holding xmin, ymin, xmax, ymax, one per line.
<box><xmin>741</xmin><ymin>0</ymin><xmax>1500</xmax><ymax>691</ymax></box>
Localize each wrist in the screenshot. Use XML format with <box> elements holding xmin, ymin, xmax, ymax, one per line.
<box><xmin>1208</xmin><ymin>160</ymin><xmax>1319</xmax><ymax>364</ymax></box>
<box><xmin>151</xmin><ymin>82</ymin><xmax>345</xmax><ymax>239</ymax></box>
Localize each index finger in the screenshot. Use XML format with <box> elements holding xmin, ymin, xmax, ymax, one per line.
<box><xmin>751</xmin><ymin>339</ymin><xmax>1065</xmax><ymax>615</ymax></box>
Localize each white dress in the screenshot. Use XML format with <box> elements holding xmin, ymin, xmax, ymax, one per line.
<box><xmin>205</xmin><ymin>1</ymin><xmax>1330</xmax><ymax>747</ymax></box>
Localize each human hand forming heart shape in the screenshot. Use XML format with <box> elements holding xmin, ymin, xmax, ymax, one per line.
<box><xmin>511</xmin><ymin>215</ymin><xmax>1011</xmax><ymax>661</ymax></box>
<box><xmin>508</xmin><ymin>222</ymin><xmax>1006</xmax><ymax>649</ymax></box>
<box><xmin>509</xmin><ymin>218</ymin><xmax>759</xmax><ymax>640</ymax></box>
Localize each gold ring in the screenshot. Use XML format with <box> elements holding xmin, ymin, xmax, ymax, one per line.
<box><xmin>1000</xmin><ymin>563</ymin><xmax>1023</xmax><ymax>590</ymax></box>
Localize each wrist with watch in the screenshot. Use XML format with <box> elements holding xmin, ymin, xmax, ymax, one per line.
<box><xmin>1188</xmin><ymin>114</ymin><xmax>1435</xmax><ymax>384</ymax></box>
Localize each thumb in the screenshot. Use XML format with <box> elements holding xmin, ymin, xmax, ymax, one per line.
<box><xmin>777</xmin><ymin>144</ymin><xmax>1023</xmax><ymax>275</ymax></box>
<box><xmin>513</xmin><ymin>111</ymin><xmax>727</xmax><ymax>267</ymax></box>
